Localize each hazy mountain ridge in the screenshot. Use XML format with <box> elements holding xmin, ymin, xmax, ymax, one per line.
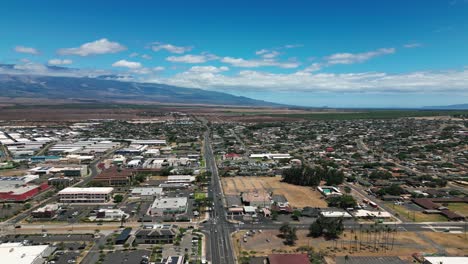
<box><xmin>0</xmin><ymin>73</ymin><xmax>280</xmax><ymax>107</ymax></box>
<box><xmin>422</xmin><ymin>104</ymin><xmax>468</xmax><ymax>110</ymax></box>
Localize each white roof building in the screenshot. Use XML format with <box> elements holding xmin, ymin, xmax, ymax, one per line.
<box><xmin>0</xmin><ymin>242</ymin><xmax>55</xmax><ymax>264</ymax></box>
<box><xmin>249</xmin><ymin>153</ymin><xmax>291</xmax><ymax>159</ymax></box>
<box><xmin>150</xmin><ymin>197</ymin><xmax>188</xmax><ymax>216</ymax></box>
<box><xmin>353</xmin><ymin>209</ymin><xmax>392</xmax><ymax>218</ymax></box>
<box><xmin>131</xmin><ymin>187</ymin><xmax>163</xmax><ymax>197</ymax></box>
<box><xmin>423</xmin><ymin>257</ymin><xmax>468</xmax><ymax>264</ymax></box>
<box><xmin>166</xmin><ymin>175</ymin><xmax>195</xmax><ymax>183</ymax></box>
<box><xmin>58</xmin><ymin>187</ymin><xmax>114</xmax><ymax>203</ymax></box>
<box><xmin>58</xmin><ymin>187</ymin><xmax>114</xmax><ymax>195</ymax></box>
<box><xmin>320</xmin><ymin>211</ymin><xmax>352</xmax><ymax>218</ymax></box>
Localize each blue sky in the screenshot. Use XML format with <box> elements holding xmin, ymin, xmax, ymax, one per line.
<box><xmin>0</xmin><ymin>0</ymin><xmax>467</xmax><ymax>107</ymax></box>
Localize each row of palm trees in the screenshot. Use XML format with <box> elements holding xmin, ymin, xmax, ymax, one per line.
<box><xmin>333</xmin><ymin>223</ymin><xmax>398</xmax><ymax>252</ymax></box>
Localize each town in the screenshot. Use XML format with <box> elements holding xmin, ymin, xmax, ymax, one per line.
<box><xmin>0</xmin><ymin>111</ymin><xmax>466</xmax><ymax>264</ymax></box>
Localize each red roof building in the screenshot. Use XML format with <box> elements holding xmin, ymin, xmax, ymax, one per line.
<box><xmin>268</xmin><ymin>253</ymin><xmax>310</xmax><ymax>264</ymax></box>
<box><xmin>0</xmin><ymin>182</ymin><xmax>50</xmax><ymax>202</ymax></box>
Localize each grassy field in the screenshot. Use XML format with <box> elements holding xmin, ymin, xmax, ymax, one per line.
<box><xmin>194</xmin><ymin>192</ymin><xmax>206</xmax><ymax>201</ymax></box>
<box><xmin>388</xmin><ymin>203</ymin><xmax>448</xmax><ymax>222</ymax></box>
<box><xmin>221</xmin><ymin>176</ymin><xmax>327</xmax><ymax>208</ymax></box>
<box><xmin>447</xmin><ymin>203</ymin><xmax>468</xmax><ymax>217</ymax></box>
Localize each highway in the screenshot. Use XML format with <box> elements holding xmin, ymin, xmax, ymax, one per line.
<box><xmin>202</xmin><ymin>130</ymin><xmax>236</xmax><ymax>264</ymax></box>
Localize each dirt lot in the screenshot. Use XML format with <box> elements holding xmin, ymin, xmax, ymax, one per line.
<box><xmin>221</xmin><ymin>176</ymin><xmax>328</xmax><ymax>208</ymax></box>
<box><xmin>0</xmin><ymin>169</ymin><xmax>30</xmax><ymax>176</ymax></box>
<box><xmin>233</xmin><ymin>229</ymin><xmax>466</xmax><ymax>259</ymax></box>
<box><xmin>388</xmin><ymin>203</ymin><xmax>448</xmax><ymax>222</ymax></box>
<box><xmin>422</xmin><ymin>232</ymin><xmax>468</xmax><ymax>255</ymax></box>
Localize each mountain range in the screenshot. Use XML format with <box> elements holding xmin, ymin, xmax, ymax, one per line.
<box><xmin>422</xmin><ymin>104</ymin><xmax>468</xmax><ymax>110</ymax></box>
<box><xmin>0</xmin><ymin>72</ymin><xmax>279</xmax><ymax>107</ymax></box>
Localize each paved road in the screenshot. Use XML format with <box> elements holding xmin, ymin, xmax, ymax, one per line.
<box><xmin>202</xmin><ymin>130</ymin><xmax>236</xmax><ymax>264</ymax></box>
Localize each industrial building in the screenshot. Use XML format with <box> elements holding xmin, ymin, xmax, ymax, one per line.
<box><xmin>58</xmin><ymin>187</ymin><xmax>114</xmax><ymax>203</ymax></box>
<box><xmin>0</xmin><ymin>175</ymin><xmax>49</xmax><ymax>202</ymax></box>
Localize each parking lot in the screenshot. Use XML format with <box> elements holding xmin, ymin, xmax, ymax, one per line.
<box><xmin>2</xmin><ymin>234</ymin><xmax>95</xmax><ymax>243</ymax></box>
<box><xmin>102</xmin><ymin>249</ymin><xmax>151</xmax><ymax>264</ymax></box>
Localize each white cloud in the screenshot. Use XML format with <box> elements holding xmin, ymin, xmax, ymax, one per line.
<box><xmin>13</xmin><ymin>62</ymin><xmax>48</xmax><ymax>72</ymax></box>
<box><xmin>301</xmin><ymin>63</ymin><xmax>322</xmax><ymax>72</ymax></box>
<box><xmin>112</xmin><ymin>59</ymin><xmax>142</xmax><ymax>69</ymax></box>
<box><xmin>151</xmin><ymin>42</ymin><xmax>192</xmax><ymax>54</ymax></box>
<box><xmin>48</xmin><ymin>59</ymin><xmax>73</xmax><ymax>65</ymax></box>
<box><xmin>326</xmin><ymin>48</ymin><xmax>395</xmax><ymax>65</ymax></box>
<box><xmin>188</xmin><ymin>66</ymin><xmax>229</xmax><ymax>73</ymax></box>
<box><xmin>58</xmin><ymin>38</ymin><xmax>126</xmax><ymax>56</ymax></box>
<box><xmin>166</xmin><ymin>53</ymin><xmax>218</xmax><ymax>64</ymax></box>
<box><xmin>1</xmin><ymin>62</ymin><xmax>111</xmax><ymax>78</ymax></box>
<box><xmin>15</xmin><ymin>46</ymin><xmax>40</xmax><ymax>55</ymax></box>
<box><xmin>129</xmin><ymin>52</ymin><xmax>139</xmax><ymax>58</ymax></box>
<box><xmin>153</xmin><ymin>66</ymin><xmax>165</xmax><ymax>71</ymax></box>
<box><xmin>261</xmin><ymin>51</ymin><xmax>280</xmax><ymax>59</ymax></box>
<box><xmin>141</xmin><ymin>54</ymin><xmax>152</xmax><ymax>60</ymax></box>
<box><xmin>221</xmin><ymin>57</ymin><xmax>299</xmax><ymax>68</ymax></box>
<box><xmin>403</xmin><ymin>43</ymin><xmax>422</xmax><ymax>48</ymax></box>
<box><xmin>147</xmin><ymin>67</ymin><xmax>468</xmax><ymax>95</ymax></box>
<box><xmin>255</xmin><ymin>49</ymin><xmax>269</xmax><ymax>55</ymax></box>
<box><xmin>283</xmin><ymin>44</ymin><xmax>303</xmax><ymax>49</ymax></box>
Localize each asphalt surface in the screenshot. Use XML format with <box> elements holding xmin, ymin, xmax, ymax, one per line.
<box><xmin>202</xmin><ymin>130</ymin><xmax>236</xmax><ymax>264</ymax></box>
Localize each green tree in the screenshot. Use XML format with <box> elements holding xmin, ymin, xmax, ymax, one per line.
<box><xmin>113</xmin><ymin>194</ymin><xmax>124</xmax><ymax>203</ymax></box>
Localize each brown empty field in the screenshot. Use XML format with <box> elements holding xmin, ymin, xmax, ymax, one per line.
<box><xmin>422</xmin><ymin>232</ymin><xmax>468</xmax><ymax>255</ymax></box>
<box><xmin>233</xmin><ymin>229</ymin><xmax>467</xmax><ymax>259</ymax></box>
<box><xmin>221</xmin><ymin>176</ymin><xmax>327</xmax><ymax>208</ymax></box>
<box><xmin>0</xmin><ymin>169</ymin><xmax>29</xmax><ymax>176</ymax></box>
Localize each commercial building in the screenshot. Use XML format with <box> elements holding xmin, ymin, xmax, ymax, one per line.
<box><xmin>92</xmin><ymin>166</ymin><xmax>135</xmax><ymax>186</ymax></box>
<box><xmin>241</xmin><ymin>191</ymin><xmax>271</xmax><ymax>208</ymax></box>
<box><xmin>149</xmin><ymin>197</ymin><xmax>188</xmax><ymax>216</ymax></box>
<box><xmin>131</xmin><ymin>187</ymin><xmax>163</xmax><ymax>200</ymax></box>
<box><xmin>31</xmin><ymin>204</ymin><xmax>60</xmax><ymax>219</ymax></box>
<box><xmin>94</xmin><ymin>209</ymin><xmax>129</xmax><ymax>221</ymax></box>
<box><xmin>0</xmin><ymin>242</ymin><xmax>55</xmax><ymax>264</ymax></box>
<box><xmin>135</xmin><ymin>224</ymin><xmax>178</xmax><ymax>244</ymax></box>
<box><xmin>268</xmin><ymin>253</ymin><xmax>310</xmax><ymax>264</ymax></box>
<box><xmin>58</xmin><ymin>187</ymin><xmax>114</xmax><ymax>203</ymax></box>
<box><xmin>166</xmin><ymin>175</ymin><xmax>196</xmax><ymax>184</ymax></box>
